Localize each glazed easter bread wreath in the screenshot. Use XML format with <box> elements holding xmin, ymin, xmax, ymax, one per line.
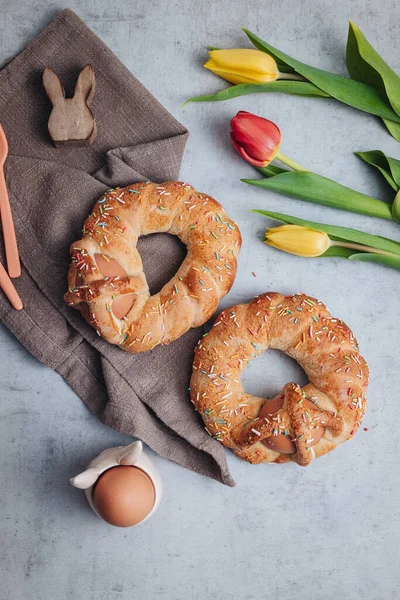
<box><xmin>65</xmin><ymin>181</ymin><xmax>241</xmax><ymax>352</ymax></box>
<box><xmin>190</xmin><ymin>292</ymin><xmax>369</xmax><ymax>465</ymax></box>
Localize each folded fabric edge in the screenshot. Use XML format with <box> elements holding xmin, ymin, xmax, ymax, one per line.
<box><xmin>0</xmin><ymin>292</ymin><xmax>235</xmax><ymax>486</ymax></box>
<box><xmin>94</xmin><ymin>132</ymin><xmax>189</xmax><ymax>187</ymax></box>
<box><xmin>107</xmin><ymin>419</ymin><xmax>236</xmax><ymax>487</ymax></box>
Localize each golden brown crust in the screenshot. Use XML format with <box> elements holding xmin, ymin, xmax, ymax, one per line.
<box><xmin>190</xmin><ymin>292</ymin><xmax>369</xmax><ymax>466</ymax></box>
<box><xmin>64</xmin><ymin>181</ymin><xmax>242</xmax><ymax>352</ymax></box>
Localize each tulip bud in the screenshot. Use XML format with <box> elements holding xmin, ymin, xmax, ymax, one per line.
<box><xmin>230</xmin><ymin>111</ymin><xmax>282</xmax><ymax>168</ymax></box>
<box><xmin>204</xmin><ymin>49</ymin><xmax>279</xmax><ymax>85</ymax></box>
<box><xmin>265</xmin><ymin>225</ymin><xmax>331</xmax><ymax>257</ymax></box>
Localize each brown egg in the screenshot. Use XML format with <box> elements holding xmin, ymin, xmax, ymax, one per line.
<box><xmin>262</xmin><ymin>434</ymin><xmax>296</xmax><ymax>454</ymax></box>
<box><xmin>259</xmin><ymin>395</ymin><xmax>296</xmax><ymax>454</ymax></box>
<box><xmin>94</xmin><ymin>253</ymin><xmax>127</xmax><ymax>278</ymax></box>
<box><xmin>307</xmin><ymin>426</ymin><xmax>325</xmax><ymax>446</ymax></box>
<box><xmin>259</xmin><ymin>395</ymin><xmax>284</xmax><ymax>417</ymax></box>
<box><xmin>93</xmin><ymin>466</ymin><xmax>155</xmax><ymax>527</ymax></box>
<box><xmin>94</xmin><ymin>253</ymin><xmax>135</xmax><ymax>319</ymax></box>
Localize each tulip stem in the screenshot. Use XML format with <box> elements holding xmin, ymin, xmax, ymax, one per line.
<box><xmin>275</xmin><ymin>152</ymin><xmax>308</xmax><ymax>172</ymax></box>
<box><xmin>277</xmin><ymin>72</ymin><xmax>307</xmax><ymax>82</ymax></box>
<box><xmin>331</xmin><ymin>240</ymin><xmax>396</xmax><ymax>257</ymax></box>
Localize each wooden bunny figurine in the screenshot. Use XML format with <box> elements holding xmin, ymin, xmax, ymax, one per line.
<box><xmin>43</xmin><ymin>65</ymin><xmax>97</xmax><ymax>147</ymax></box>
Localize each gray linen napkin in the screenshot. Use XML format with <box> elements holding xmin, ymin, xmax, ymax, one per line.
<box><xmin>0</xmin><ymin>9</ymin><xmax>234</xmax><ymax>486</ymax></box>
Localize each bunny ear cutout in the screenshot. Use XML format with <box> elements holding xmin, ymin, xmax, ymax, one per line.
<box><xmin>43</xmin><ymin>68</ymin><xmax>65</xmax><ymax>106</ymax></box>
<box><xmin>70</xmin><ymin>467</ymin><xmax>100</xmax><ymax>489</ymax></box>
<box><xmin>74</xmin><ymin>65</ymin><xmax>96</xmax><ymax>107</ymax></box>
<box><xmin>119</xmin><ymin>441</ymin><xmax>143</xmax><ymax>466</ymax></box>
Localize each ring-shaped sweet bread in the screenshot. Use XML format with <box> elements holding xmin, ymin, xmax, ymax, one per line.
<box><xmin>65</xmin><ymin>181</ymin><xmax>242</xmax><ymax>352</ymax></box>
<box><xmin>190</xmin><ymin>292</ymin><xmax>369</xmax><ymax>465</ymax></box>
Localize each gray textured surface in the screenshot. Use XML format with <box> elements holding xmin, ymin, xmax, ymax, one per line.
<box><xmin>1</xmin><ymin>1</ymin><xmax>399</xmax><ymax>599</ymax></box>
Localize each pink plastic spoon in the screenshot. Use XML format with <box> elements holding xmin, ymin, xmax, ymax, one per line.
<box><xmin>0</xmin><ymin>124</ymin><xmax>21</xmax><ymax>278</ymax></box>
<box><xmin>0</xmin><ymin>261</ymin><xmax>22</xmax><ymax>310</ymax></box>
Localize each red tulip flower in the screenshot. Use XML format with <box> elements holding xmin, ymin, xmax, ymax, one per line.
<box><xmin>230</xmin><ymin>111</ymin><xmax>282</xmax><ymax>167</ymax></box>
<box><xmin>230</xmin><ymin>111</ymin><xmax>305</xmax><ymax>171</ymax></box>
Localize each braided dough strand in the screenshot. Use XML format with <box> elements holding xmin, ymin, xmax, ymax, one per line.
<box><xmin>190</xmin><ymin>292</ymin><xmax>369</xmax><ymax>466</ymax></box>
<box><xmin>65</xmin><ymin>182</ymin><xmax>241</xmax><ymax>352</ymax></box>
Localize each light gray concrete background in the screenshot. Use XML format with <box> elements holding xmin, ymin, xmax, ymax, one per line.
<box><xmin>1</xmin><ymin>1</ymin><xmax>399</xmax><ymax>599</ymax></box>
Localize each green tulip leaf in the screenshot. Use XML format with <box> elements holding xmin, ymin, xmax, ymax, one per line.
<box><xmin>348</xmin><ymin>252</ymin><xmax>400</xmax><ymax>270</ymax></box>
<box><xmin>183</xmin><ymin>80</ymin><xmax>330</xmax><ymax>105</ymax></box>
<box><xmin>392</xmin><ymin>190</ymin><xmax>400</xmax><ymax>224</ymax></box>
<box><xmin>320</xmin><ymin>246</ymin><xmax>356</xmax><ymax>259</ymax></box>
<box><xmin>355</xmin><ymin>150</ymin><xmax>400</xmax><ymax>191</ymax></box>
<box><xmin>251</xmin><ymin>209</ymin><xmax>400</xmax><ymax>255</ymax></box>
<box><xmin>382</xmin><ymin>156</ymin><xmax>400</xmax><ymax>188</ymax></box>
<box><xmin>382</xmin><ymin>119</ymin><xmax>400</xmax><ymax>143</ymax></box>
<box><xmin>243</xmin><ymin>171</ymin><xmax>393</xmax><ymax>221</ymax></box>
<box><xmin>346</xmin><ymin>21</ymin><xmax>400</xmax><ymax>117</ymax></box>
<box><xmin>243</xmin><ymin>29</ymin><xmax>400</xmax><ymax>126</ymax></box>
<box><xmin>274</xmin><ymin>64</ymin><xmax>298</xmax><ymax>75</ymax></box>
<box><xmin>258</xmin><ymin>164</ymin><xmax>289</xmax><ymax>178</ymax></box>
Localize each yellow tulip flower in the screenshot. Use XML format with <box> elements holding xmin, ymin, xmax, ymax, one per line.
<box><xmin>265</xmin><ymin>225</ymin><xmax>331</xmax><ymax>258</ymax></box>
<box><xmin>204</xmin><ymin>49</ymin><xmax>279</xmax><ymax>85</ymax></box>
